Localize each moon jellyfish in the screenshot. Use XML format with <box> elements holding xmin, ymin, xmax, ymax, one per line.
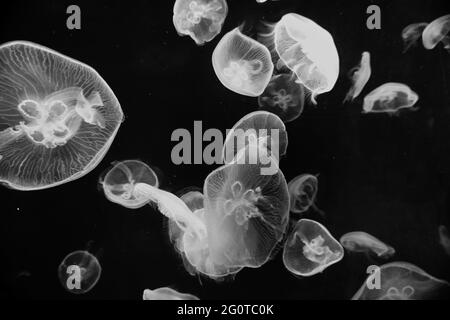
<box><xmin>0</xmin><ymin>41</ymin><xmax>123</xmax><ymax>190</ymax></box>
<box><xmin>143</xmin><ymin>287</ymin><xmax>199</xmax><ymax>300</ymax></box>
<box><xmin>287</xmin><ymin>174</ymin><xmax>322</xmax><ymax>215</ymax></box>
<box><xmin>283</xmin><ymin>219</ymin><xmax>344</xmax><ymax>277</ymax></box>
<box><xmin>101</xmin><ymin>160</ymin><xmax>159</xmax><ymax>209</ymax></box>
<box><xmin>173</xmin><ymin>0</ymin><xmax>228</xmax><ymax>45</ymax></box>
<box><xmin>363</xmin><ymin>83</ymin><xmax>418</xmax><ymax>115</ymax></box>
<box><xmin>340</xmin><ymin>231</ymin><xmax>395</xmax><ymax>259</ymax></box>
<box><xmin>401</xmin><ymin>22</ymin><xmax>428</xmax><ymax>53</ymax></box>
<box><xmin>58</xmin><ymin>250</ymin><xmax>101</xmax><ymax>294</ymax></box>
<box><xmin>258</xmin><ymin>74</ymin><xmax>305</xmax><ymax>123</ymax></box>
<box><xmin>344</xmin><ymin>52</ymin><xmax>371</xmax><ymax>102</ymax></box>
<box><xmin>438</xmin><ymin>225</ymin><xmax>450</xmax><ymax>256</ymax></box>
<box><xmin>422</xmin><ymin>14</ymin><xmax>450</xmax><ymax>50</ymax></box>
<box><xmin>272</xmin><ymin>13</ymin><xmax>339</xmax><ymax>102</ymax></box>
<box><xmin>352</xmin><ymin>262</ymin><xmax>450</xmax><ymax>300</ymax></box>
<box><xmin>180</xmin><ymin>190</ymin><xmax>205</xmax><ymax>212</ymax></box>
<box><xmin>212</xmin><ymin>28</ymin><xmax>274</xmax><ymax>97</ymax></box>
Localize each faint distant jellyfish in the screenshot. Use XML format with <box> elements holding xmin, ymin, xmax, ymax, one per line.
<box><xmin>173</xmin><ymin>0</ymin><xmax>228</xmax><ymax>45</ymax></box>
<box><xmin>283</xmin><ymin>219</ymin><xmax>344</xmax><ymax>277</ymax></box>
<box><xmin>401</xmin><ymin>22</ymin><xmax>428</xmax><ymax>52</ymax></box>
<box><xmin>287</xmin><ymin>174</ymin><xmax>323</xmax><ymax>214</ymax></box>
<box><xmin>58</xmin><ymin>250</ymin><xmax>101</xmax><ymax>294</ymax></box>
<box><xmin>363</xmin><ymin>82</ymin><xmax>419</xmax><ymax>115</ymax></box>
<box><xmin>352</xmin><ymin>262</ymin><xmax>450</xmax><ymax>300</ymax></box>
<box><xmin>340</xmin><ymin>231</ymin><xmax>395</xmax><ymax>259</ymax></box>
<box><xmin>344</xmin><ymin>51</ymin><xmax>371</xmax><ymax>102</ymax></box>
<box><xmin>212</xmin><ymin>28</ymin><xmax>274</xmax><ymax>97</ymax></box>
<box><xmin>180</xmin><ymin>190</ymin><xmax>205</xmax><ymax>212</ymax></box>
<box><xmin>438</xmin><ymin>225</ymin><xmax>450</xmax><ymax>256</ymax></box>
<box><xmin>0</xmin><ymin>41</ymin><xmax>123</xmax><ymax>190</ymax></box>
<box><xmin>101</xmin><ymin>160</ymin><xmax>159</xmax><ymax>209</ymax></box>
<box><xmin>422</xmin><ymin>14</ymin><xmax>450</xmax><ymax>50</ymax></box>
<box><xmin>143</xmin><ymin>287</ymin><xmax>199</xmax><ymax>300</ymax></box>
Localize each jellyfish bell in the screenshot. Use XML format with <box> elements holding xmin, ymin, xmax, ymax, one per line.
<box><xmin>401</xmin><ymin>22</ymin><xmax>428</xmax><ymax>53</ymax></box>
<box><xmin>287</xmin><ymin>174</ymin><xmax>323</xmax><ymax>215</ymax></box>
<box><xmin>339</xmin><ymin>231</ymin><xmax>395</xmax><ymax>259</ymax></box>
<box><xmin>363</xmin><ymin>82</ymin><xmax>419</xmax><ymax>115</ymax></box>
<box><xmin>0</xmin><ymin>41</ymin><xmax>123</xmax><ymax>190</ymax></box>
<box><xmin>422</xmin><ymin>14</ymin><xmax>450</xmax><ymax>50</ymax></box>
<box><xmin>143</xmin><ymin>287</ymin><xmax>199</xmax><ymax>300</ymax></box>
<box><xmin>344</xmin><ymin>51</ymin><xmax>371</xmax><ymax>102</ymax></box>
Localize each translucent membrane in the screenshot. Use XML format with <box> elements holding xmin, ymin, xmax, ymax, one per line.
<box><xmin>438</xmin><ymin>225</ymin><xmax>450</xmax><ymax>256</ymax></box>
<box><xmin>422</xmin><ymin>14</ymin><xmax>450</xmax><ymax>50</ymax></box>
<box><xmin>287</xmin><ymin>174</ymin><xmax>321</xmax><ymax>214</ymax></box>
<box><xmin>363</xmin><ymin>82</ymin><xmax>418</xmax><ymax>114</ymax></box>
<box><xmin>401</xmin><ymin>23</ymin><xmax>428</xmax><ymax>52</ymax></box>
<box><xmin>340</xmin><ymin>231</ymin><xmax>395</xmax><ymax>259</ymax></box>
<box><xmin>143</xmin><ymin>287</ymin><xmax>199</xmax><ymax>300</ymax></box>
<box><xmin>344</xmin><ymin>52</ymin><xmax>371</xmax><ymax>102</ymax></box>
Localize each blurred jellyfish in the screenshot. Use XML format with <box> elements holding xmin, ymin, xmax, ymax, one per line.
<box><xmin>180</xmin><ymin>189</ymin><xmax>205</xmax><ymax>212</ymax></box>
<box><xmin>438</xmin><ymin>225</ymin><xmax>450</xmax><ymax>256</ymax></box>
<box><xmin>58</xmin><ymin>250</ymin><xmax>101</xmax><ymax>294</ymax></box>
<box><xmin>258</xmin><ymin>74</ymin><xmax>305</xmax><ymax>123</ymax></box>
<box><xmin>352</xmin><ymin>262</ymin><xmax>450</xmax><ymax>300</ymax></box>
<box><xmin>340</xmin><ymin>231</ymin><xmax>395</xmax><ymax>259</ymax></box>
<box><xmin>173</xmin><ymin>0</ymin><xmax>228</xmax><ymax>45</ymax></box>
<box><xmin>363</xmin><ymin>83</ymin><xmax>418</xmax><ymax>115</ymax></box>
<box><xmin>344</xmin><ymin>52</ymin><xmax>371</xmax><ymax>102</ymax></box>
<box><xmin>283</xmin><ymin>219</ymin><xmax>344</xmax><ymax>277</ymax></box>
<box><xmin>287</xmin><ymin>174</ymin><xmax>323</xmax><ymax>215</ymax></box>
<box><xmin>143</xmin><ymin>287</ymin><xmax>199</xmax><ymax>300</ymax></box>
<box><xmin>422</xmin><ymin>14</ymin><xmax>450</xmax><ymax>50</ymax></box>
<box><xmin>401</xmin><ymin>22</ymin><xmax>428</xmax><ymax>53</ymax></box>
<box><xmin>212</xmin><ymin>28</ymin><xmax>274</xmax><ymax>97</ymax></box>
<box><xmin>101</xmin><ymin>160</ymin><xmax>159</xmax><ymax>209</ymax></box>
<box><xmin>0</xmin><ymin>41</ymin><xmax>123</xmax><ymax>190</ymax></box>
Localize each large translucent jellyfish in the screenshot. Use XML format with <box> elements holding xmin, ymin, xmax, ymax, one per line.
<box><xmin>283</xmin><ymin>219</ymin><xmax>344</xmax><ymax>277</ymax></box>
<box><xmin>58</xmin><ymin>250</ymin><xmax>102</xmax><ymax>294</ymax></box>
<box><xmin>258</xmin><ymin>74</ymin><xmax>305</xmax><ymax>123</ymax></box>
<box><xmin>401</xmin><ymin>22</ymin><xmax>428</xmax><ymax>53</ymax></box>
<box><xmin>143</xmin><ymin>287</ymin><xmax>199</xmax><ymax>300</ymax></box>
<box><xmin>212</xmin><ymin>28</ymin><xmax>274</xmax><ymax>97</ymax></box>
<box><xmin>422</xmin><ymin>14</ymin><xmax>450</xmax><ymax>50</ymax></box>
<box><xmin>100</xmin><ymin>160</ymin><xmax>159</xmax><ymax>209</ymax></box>
<box><xmin>287</xmin><ymin>174</ymin><xmax>323</xmax><ymax>215</ymax></box>
<box><xmin>344</xmin><ymin>52</ymin><xmax>371</xmax><ymax>102</ymax></box>
<box><xmin>362</xmin><ymin>83</ymin><xmax>419</xmax><ymax>115</ymax></box>
<box><xmin>340</xmin><ymin>231</ymin><xmax>395</xmax><ymax>259</ymax></box>
<box><xmin>173</xmin><ymin>0</ymin><xmax>228</xmax><ymax>45</ymax></box>
<box><xmin>352</xmin><ymin>262</ymin><xmax>450</xmax><ymax>300</ymax></box>
<box><xmin>438</xmin><ymin>225</ymin><xmax>450</xmax><ymax>256</ymax></box>
<box><xmin>0</xmin><ymin>41</ymin><xmax>123</xmax><ymax>190</ymax></box>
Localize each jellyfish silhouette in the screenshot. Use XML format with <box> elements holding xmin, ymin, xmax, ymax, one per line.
<box><xmin>363</xmin><ymin>82</ymin><xmax>418</xmax><ymax>115</ymax></box>
<box><xmin>401</xmin><ymin>23</ymin><xmax>428</xmax><ymax>53</ymax></box>
<box><xmin>0</xmin><ymin>41</ymin><xmax>123</xmax><ymax>190</ymax></box>
<box><xmin>422</xmin><ymin>14</ymin><xmax>450</xmax><ymax>51</ymax></box>
<box><xmin>344</xmin><ymin>52</ymin><xmax>371</xmax><ymax>102</ymax></box>
<box><xmin>143</xmin><ymin>287</ymin><xmax>199</xmax><ymax>300</ymax></box>
<box><xmin>438</xmin><ymin>225</ymin><xmax>450</xmax><ymax>256</ymax></box>
<box><xmin>287</xmin><ymin>174</ymin><xmax>324</xmax><ymax>215</ymax></box>
<box><xmin>340</xmin><ymin>231</ymin><xmax>395</xmax><ymax>259</ymax></box>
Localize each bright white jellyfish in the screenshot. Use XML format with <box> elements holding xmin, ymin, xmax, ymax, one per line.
<box><xmin>363</xmin><ymin>82</ymin><xmax>418</xmax><ymax>115</ymax></box>
<box><xmin>287</xmin><ymin>174</ymin><xmax>323</xmax><ymax>215</ymax></box>
<box><xmin>283</xmin><ymin>219</ymin><xmax>344</xmax><ymax>277</ymax></box>
<box><xmin>143</xmin><ymin>287</ymin><xmax>199</xmax><ymax>300</ymax></box>
<box><xmin>344</xmin><ymin>52</ymin><xmax>371</xmax><ymax>102</ymax></box>
<box><xmin>401</xmin><ymin>22</ymin><xmax>428</xmax><ymax>53</ymax></box>
<box><xmin>272</xmin><ymin>13</ymin><xmax>339</xmax><ymax>102</ymax></box>
<box><xmin>340</xmin><ymin>231</ymin><xmax>395</xmax><ymax>259</ymax></box>
<box><xmin>173</xmin><ymin>0</ymin><xmax>228</xmax><ymax>45</ymax></box>
<box><xmin>0</xmin><ymin>41</ymin><xmax>123</xmax><ymax>190</ymax></box>
<box><xmin>422</xmin><ymin>14</ymin><xmax>450</xmax><ymax>51</ymax></box>
<box><xmin>212</xmin><ymin>27</ymin><xmax>274</xmax><ymax>97</ymax></box>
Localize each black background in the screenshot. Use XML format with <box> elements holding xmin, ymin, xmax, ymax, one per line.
<box><xmin>0</xmin><ymin>0</ymin><xmax>450</xmax><ymax>300</ymax></box>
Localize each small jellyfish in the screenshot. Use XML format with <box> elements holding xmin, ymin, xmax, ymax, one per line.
<box><xmin>180</xmin><ymin>190</ymin><xmax>205</xmax><ymax>212</ymax></box>
<box><xmin>422</xmin><ymin>14</ymin><xmax>450</xmax><ymax>50</ymax></box>
<box><xmin>352</xmin><ymin>262</ymin><xmax>450</xmax><ymax>300</ymax></box>
<box><xmin>101</xmin><ymin>160</ymin><xmax>159</xmax><ymax>209</ymax></box>
<box><xmin>344</xmin><ymin>52</ymin><xmax>371</xmax><ymax>102</ymax></box>
<box><xmin>287</xmin><ymin>174</ymin><xmax>323</xmax><ymax>215</ymax></box>
<box><xmin>438</xmin><ymin>225</ymin><xmax>450</xmax><ymax>256</ymax></box>
<box><xmin>258</xmin><ymin>74</ymin><xmax>306</xmax><ymax>123</ymax></box>
<box><xmin>143</xmin><ymin>287</ymin><xmax>199</xmax><ymax>300</ymax></box>
<box><xmin>401</xmin><ymin>22</ymin><xmax>428</xmax><ymax>52</ymax></box>
<box><xmin>173</xmin><ymin>0</ymin><xmax>228</xmax><ymax>45</ymax></box>
<box><xmin>340</xmin><ymin>231</ymin><xmax>395</xmax><ymax>259</ymax></box>
<box><xmin>283</xmin><ymin>219</ymin><xmax>344</xmax><ymax>277</ymax></box>
<box><xmin>58</xmin><ymin>250</ymin><xmax>101</xmax><ymax>294</ymax></box>
<box><xmin>0</xmin><ymin>41</ymin><xmax>123</xmax><ymax>190</ymax></box>
<box><xmin>363</xmin><ymin>82</ymin><xmax>419</xmax><ymax>115</ymax></box>
<box><xmin>212</xmin><ymin>28</ymin><xmax>274</xmax><ymax>97</ymax></box>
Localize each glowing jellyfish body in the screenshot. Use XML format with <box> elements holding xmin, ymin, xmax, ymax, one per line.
<box><xmin>438</xmin><ymin>225</ymin><xmax>450</xmax><ymax>256</ymax></box>
<box><xmin>363</xmin><ymin>83</ymin><xmax>418</xmax><ymax>115</ymax></box>
<box><xmin>101</xmin><ymin>160</ymin><xmax>159</xmax><ymax>209</ymax></box>
<box><xmin>58</xmin><ymin>250</ymin><xmax>101</xmax><ymax>294</ymax></box>
<box><xmin>422</xmin><ymin>14</ymin><xmax>450</xmax><ymax>50</ymax></box>
<box><xmin>212</xmin><ymin>28</ymin><xmax>274</xmax><ymax>97</ymax></box>
<box><xmin>287</xmin><ymin>174</ymin><xmax>320</xmax><ymax>214</ymax></box>
<box><xmin>401</xmin><ymin>23</ymin><xmax>428</xmax><ymax>52</ymax></box>
<box><xmin>173</xmin><ymin>0</ymin><xmax>228</xmax><ymax>45</ymax></box>
<box><xmin>258</xmin><ymin>74</ymin><xmax>305</xmax><ymax>123</ymax></box>
<box><xmin>283</xmin><ymin>219</ymin><xmax>344</xmax><ymax>277</ymax></box>
<box><xmin>344</xmin><ymin>51</ymin><xmax>371</xmax><ymax>102</ymax></box>
<box><xmin>143</xmin><ymin>287</ymin><xmax>199</xmax><ymax>300</ymax></box>
<box><xmin>352</xmin><ymin>262</ymin><xmax>450</xmax><ymax>300</ymax></box>
<box><xmin>340</xmin><ymin>231</ymin><xmax>395</xmax><ymax>259</ymax></box>
<box><xmin>0</xmin><ymin>41</ymin><xmax>123</xmax><ymax>190</ymax></box>
<box><xmin>273</xmin><ymin>13</ymin><xmax>339</xmax><ymax>101</ymax></box>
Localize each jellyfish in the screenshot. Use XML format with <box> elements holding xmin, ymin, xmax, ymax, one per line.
<box><xmin>352</xmin><ymin>262</ymin><xmax>450</xmax><ymax>300</ymax></box>
<box><xmin>401</xmin><ymin>22</ymin><xmax>428</xmax><ymax>53</ymax></box>
<box><xmin>258</xmin><ymin>74</ymin><xmax>306</xmax><ymax>123</ymax></box>
<box><xmin>57</xmin><ymin>250</ymin><xmax>102</xmax><ymax>294</ymax></box>
<box><xmin>143</xmin><ymin>287</ymin><xmax>199</xmax><ymax>300</ymax></box>
<box><xmin>0</xmin><ymin>41</ymin><xmax>123</xmax><ymax>190</ymax></box>
<box><xmin>340</xmin><ymin>231</ymin><xmax>395</xmax><ymax>259</ymax></box>
<box><xmin>212</xmin><ymin>28</ymin><xmax>274</xmax><ymax>97</ymax></box>
<box><xmin>287</xmin><ymin>174</ymin><xmax>323</xmax><ymax>215</ymax></box>
<box><xmin>362</xmin><ymin>83</ymin><xmax>419</xmax><ymax>115</ymax></box>
<box><xmin>283</xmin><ymin>219</ymin><xmax>344</xmax><ymax>277</ymax></box>
<box><xmin>173</xmin><ymin>0</ymin><xmax>228</xmax><ymax>45</ymax></box>
<box><xmin>422</xmin><ymin>14</ymin><xmax>450</xmax><ymax>50</ymax></box>
<box><xmin>438</xmin><ymin>225</ymin><xmax>450</xmax><ymax>256</ymax></box>
<box><xmin>101</xmin><ymin>160</ymin><xmax>159</xmax><ymax>209</ymax></box>
<box><xmin>344</xmin><ymin>51</ymin><xmax>371</xmax><ymax>102</ymax></box>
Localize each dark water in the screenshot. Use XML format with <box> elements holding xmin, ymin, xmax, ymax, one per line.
<box><xmin>0</xmin><ymin>0</ymin><xmax>449</xmax><ymax>300</ymax></box>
